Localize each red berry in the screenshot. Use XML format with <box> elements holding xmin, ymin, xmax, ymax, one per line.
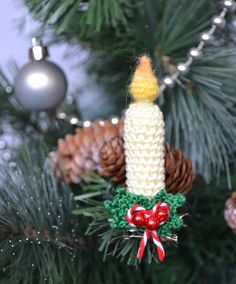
<box><xmin>155</xmin><ymin>209</ymin><xmax>169</xmax><ymax>223</ymax></box>
<box><xmin>145</xmin><ymin>216</ymin><xmax>159</xmax><ymax>230</ymax></box>
<box><xmin>132</xmin><ymin>212</ymin><xmax>145</xmax><ymax>227</ymax></box>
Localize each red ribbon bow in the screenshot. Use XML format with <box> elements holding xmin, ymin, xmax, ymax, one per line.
<box><xmin>125</xmin><ymin>202</ymin><xmax>170</xmax><ymax>262</ymax></box>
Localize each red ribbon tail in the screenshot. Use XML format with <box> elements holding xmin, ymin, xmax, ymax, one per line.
<box><xmin>137</xmin><ymin>230</ymin><xmax>150</xmax><ymax>260</ymax></box>
<box><xmin>157</xmin><ymin>247</ymin><xmax>165</xmax><ymax>263</ymax></box>
<box><xmin>152</xmin><ymin>232</ymin><xmax>165</xmax><ymax>262</ymax></box>
<box><xmin>137</xmin><ymin>237</ymin><xmax>145</xmax><ymax>260</ymax></box>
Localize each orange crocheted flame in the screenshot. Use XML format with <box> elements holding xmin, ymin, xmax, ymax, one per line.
<box><xmin>129</xmin><ymin>55</ymin><xmax>159</xmax><ymax>102</ymax></box>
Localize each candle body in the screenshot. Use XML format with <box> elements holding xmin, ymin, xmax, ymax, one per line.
<box><xmin>124</xmin><ymin>101</ymin><xmax>165</xmax><ymax>198</ymax></box>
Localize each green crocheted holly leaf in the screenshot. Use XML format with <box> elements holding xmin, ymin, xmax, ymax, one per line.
<box><xmin>104</xmin><ymin>188</ymin><xmax>185</xmax><ymax>237</ymax></box>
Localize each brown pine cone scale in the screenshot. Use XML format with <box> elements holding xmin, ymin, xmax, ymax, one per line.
<box><xmin>99</xmin><ymin>137</ymin><xmax>126</xmax><ymax>184</ymax></box>
<box><xmin>165</xmin><ymin>144</ymin><xmax>194</xmax><ymax>195</ymax></box>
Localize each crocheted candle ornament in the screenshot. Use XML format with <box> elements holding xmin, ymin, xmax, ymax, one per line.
<box><xmin>124</xmin><ymin>55</ymin><xmax>165</xmax><ymax>197</ymax></box>
<box><xmin>104</xmin><ymin>55</ymin><xmax>186</xmax><ymax>263</ymax></box>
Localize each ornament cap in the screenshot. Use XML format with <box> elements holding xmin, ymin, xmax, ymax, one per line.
<box><xmin>29</xmin><ymin>37</ymin><xmax>48</xmax><ymax>61</ymax></box>
<box><xmin>129</xmin><ymin>55</ymin><xmax>159</xmax><ymax>103</ymax></box>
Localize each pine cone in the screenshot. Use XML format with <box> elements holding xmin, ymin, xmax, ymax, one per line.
<box><xmin>99</xmin><ymin>138</ymin><xmax>194</xmax><ymax>194</ymax></box>
<box><xmin>51</xmin><ymin>119</ymin><xmax>123</xmax><ymax>184</ymax></box>
<box><xmin>224</xmin><ymin>192</ymin><xmax>236</xmax><ymax>233</ymax></box>
<box><xmin>52</xmin><ymin>118</ymin><xmax>194</xmax><ymax>194</ymax></box>
<box><xmin>99</xmin><ymin>137</ymin><xmax>126</xmax><ymax>184</ymax></box>
<box><xmin>165</xmin><ymin>144</ymin><xmax>194</xmax><ymax>195</ymax></box>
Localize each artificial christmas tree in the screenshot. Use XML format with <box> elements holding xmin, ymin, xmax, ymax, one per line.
<box><xmin>0</xmin><ymin>0</ymin><xmax>236</xmax><ymax>283</ymax></box>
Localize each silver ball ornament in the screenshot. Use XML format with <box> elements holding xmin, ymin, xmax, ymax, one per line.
<box><xmin>14</xmin><ymin>38</ymin><xmax>67</xmax><ymax>111</ymax></box>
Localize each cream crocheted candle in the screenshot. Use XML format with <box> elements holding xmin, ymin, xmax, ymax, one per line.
<box><xmin>124</xmin><ymin>55</ymin><xmax>165</xmax><ymax>198</ymax></box>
